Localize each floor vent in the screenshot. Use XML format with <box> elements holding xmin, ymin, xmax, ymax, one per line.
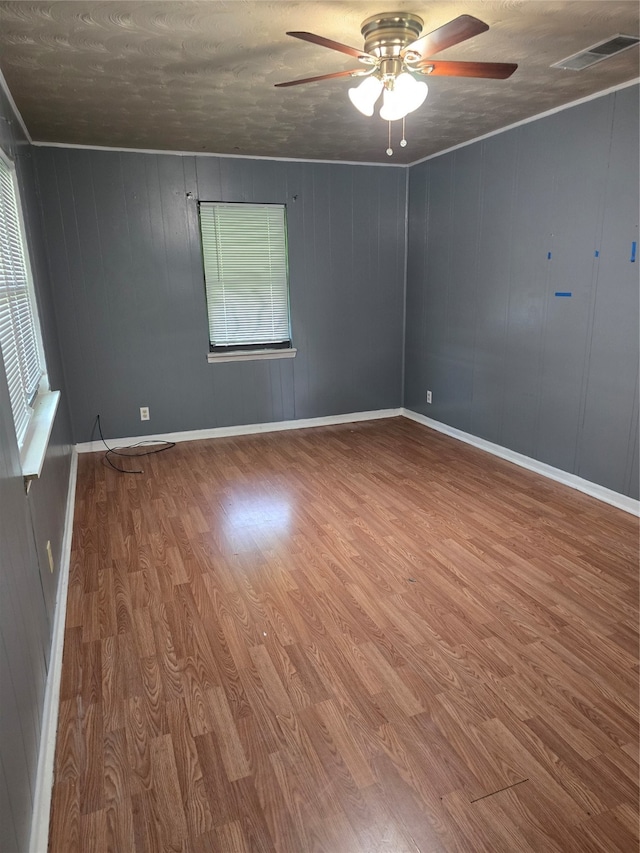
<box><xmin>552</xmin><ymin>34</ymin><xmax>639</xmax><ymax>70</ymax></box>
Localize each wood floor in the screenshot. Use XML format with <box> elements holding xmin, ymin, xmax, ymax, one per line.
<box><xmin>49</xmin><ymin>417</ymin><xmax>639</xmax><ymax>852</ymax></box>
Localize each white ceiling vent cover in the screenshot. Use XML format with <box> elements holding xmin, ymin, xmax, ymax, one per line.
<box><xmin>552</xmin><ymin>34</ymin><xmax>639</xmax><ymax>70</ymax></box>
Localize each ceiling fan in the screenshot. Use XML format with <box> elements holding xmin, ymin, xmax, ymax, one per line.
<box><xmin>275</xmin><ymin>11</ymin><xmax>517</xmax><ymax>155</ymax></box>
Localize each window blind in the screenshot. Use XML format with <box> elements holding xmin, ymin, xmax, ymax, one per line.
<box><xmin>199</xmin><ymin>203</ymin><xmax>291</xmax><ymax>349</ymax></box>
<box><xmin>0</xmin><ymin>156</ymin><xmax>43</xmax><ymax>445</ymax></box>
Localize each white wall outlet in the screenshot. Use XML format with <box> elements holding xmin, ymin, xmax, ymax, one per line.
<box><xmin>140</xmin><ymin>406</ymin><xmax>150</xmax><ymax>421</ymax></box>
<box><xmin>426</xmin><ymin>390</ymin><xmax>432</xmax><ymax>404</ymax></box>
<box><xmin>46</xmin><ymin>540</ymin><xmax>54</xmax><ymax>573</ymax></box>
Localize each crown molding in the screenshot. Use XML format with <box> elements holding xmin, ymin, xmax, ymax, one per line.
<box><xmin>0</xmin><ymin>67</ymin><xmax>32</xmax><ymax>144</ymax></box>
<box><xmin>29</xmin><ymin>139</ymin><xmax>405</xmax><ymax>168</ymax></box>
<box><xmin>408</xmin><ymin>77</ymin><xmax>640</xmax><ymax>167</ymax></box>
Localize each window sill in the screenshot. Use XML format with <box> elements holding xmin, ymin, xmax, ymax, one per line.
<box><xmin>20</xmin><ymin>389</ymin><xmax>60</xmax><ymax>486</ymax></box>
<box><xmin>207</xmin><ymin>348</ymin><xmax>297</xmax><ymax>364</ymax></box>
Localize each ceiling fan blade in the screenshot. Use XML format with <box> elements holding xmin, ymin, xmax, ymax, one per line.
<box><xmin>419</xmin><ymin>60</ymin><xmax>518</xmax><ymax>79</ymax></box>
<box><xmin>274</xmin><ymin>69</ymin><xmax>364</xmax><ymax>88</ymax></box>
<box><xmin>403</xmin><ymin>15</ymin><xmax>489</xmax><ymax>61</ymax></box>
<box><xmin>286</xmin><ymin>31</ymin><xmax>374</xmax><ymax>61</ymax></box>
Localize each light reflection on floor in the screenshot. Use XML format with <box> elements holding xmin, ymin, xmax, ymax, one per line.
<box><xmin>223</xmin><ymin>493</ymin><xmax>292</xmax><ymax>543</ymax></box>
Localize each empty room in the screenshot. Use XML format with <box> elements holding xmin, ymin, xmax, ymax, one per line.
<box><xmin>0</xmin><ymin>2</ymin><xmax>638</xmax><ymax>852</ymax></box>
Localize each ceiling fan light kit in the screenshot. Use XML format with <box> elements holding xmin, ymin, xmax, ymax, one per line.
<box><xmin>348</xmin><ymin>75</ymin><xmax>384</xmax><ymax>116</ymax></box>
<box><xmin>276</xmin><ymin>11</ymin><xmax>518</xmax><ymax>156</ymax></box>
<box><xmin>379</xmin><ymin>73</ymin><xmax>429</xmax><ymax>121</ymax></box>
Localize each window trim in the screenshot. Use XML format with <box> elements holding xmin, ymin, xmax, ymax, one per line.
<box><xmin>20</xmin><ymin>383</ymin><xmax>60</xmax><ymax>482</ymax></box>
<box><xmin>207</xmin><ymin>347</ymin><xmax>297</xmax><ymax>364</ymax></box>
<box><xmin>199</xmin><ymin>201</ymin><xmax>293</xmax><ymax>357</ymax></box>
<box><xmin>0</xmin><ymin>147</ymin><xmax>57</xmax><ymax>483</ymax></box>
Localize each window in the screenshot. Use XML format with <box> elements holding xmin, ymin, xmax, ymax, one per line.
<box><xmin>199</xmin><ymin>202</ymin><xmax>294</xmax><ymax>362</ymax></box>
<box><xmin>0</xmin><ymin>150</ymin><xmax>57</xmax><ymax>479</ymax></box>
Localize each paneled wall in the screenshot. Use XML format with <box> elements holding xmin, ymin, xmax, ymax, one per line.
<box><xmin>405</xmin><ymin>85</ymin><xmax>639</xmax><ymax>499</ymax></box>
<box><xmin>0</xmin><ymin>90</ymin><xmax>73</xmax><ymax>851</ymax></box>
<box><xmin>34</xmin><ymin>149</ymin><xmax>407</xmax><ymax>443</ymax></box>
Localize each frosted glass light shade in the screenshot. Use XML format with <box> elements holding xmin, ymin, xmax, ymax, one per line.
<box><xmin>379</xmin><ymin>73</ymin><xmax>428</xmax><ymax>121</ymax></box>
<box><xmin>348</xmin><ymin>76</ymin><xmax>384</xmax><ymax>116</ymax></box>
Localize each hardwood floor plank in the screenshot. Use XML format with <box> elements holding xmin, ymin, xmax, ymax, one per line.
<box><xmin>103</xmin><ymin>727</ymin><xmax>131</xmax><ymax>803</ymax></box>
<box><xmin>138</xmin><ymin>654</ymin><xmax>167</xmax><ymax>737</ymax></box>
<box><xmin>48</xmin><ymin>779</ymin><xmax>80</xmax><ymax>853</ymax></box>
<box><xmin>587</xmin><ymin>747</ymin><xmax>639</xmax><ymax>806</ymax></box>
<box><xmin>101</xmin><ymin>636</ymin><xmax>125</xmax><ymax>732</ymax></box>
<box><xmin>54</xmin><ymin>697</ymin><xmax>82</xmax><ymax>787</ymax></box>
<box><xmin>80</xmin><ymin>700</ymin><xmax>105</xmax><ymax>814</ymax></box>
<box><xmin>193</xmin><ymin>731</ymin><xmax>238</xmax><ymax>826</ymax></box>
<box><xmin>49</xmin><ymin>418</ymin><xmax>639</xmax><ymax>852</ymax></box>
<box><xmin>430</xmin><ymin>701</ymin><xmax>525</xmax><ymax>802</ymax></box>
<box><xmin>238</xmin><ymin>732</ymin><xmax>301</xmax><ymax>852</ymax></box>
<box><xmin>480</xmin><ymin>716</ymin><xmax>598</xmax><ymax>821</ymax></box>
<box><xmin>214</xmin><ymin>820</ymin><xmax>250</xmax><ymax>853</ymax></box>
<box><xmin>441</xmin><ymin>788</ymin><xmax>523</xmax><ymax>853</ymax></box>
<box><xmin>373</xmin><ymin>751</ymin><xmax>450</xmax><ymax>853</ymax></box>
<box><xmin>80</xmin><ymin>808</ymin><xmax>107</xmax><ymax>853</ymax></box>
<box><xmin>248</xmin><ymin>644</ymin><xmax>295</xmax><ymax>718</ymax></box>
<box><xmin>471</xmin><ymin>784</ymin><xmax>568</xmax><ymax>853</ymax></box>
<box><xmin>98</xmin><ymin>568</ymin><xmax>117</xmax><ymax>639</ymax></box>
<box><xmin>339</xmin><ymin>782</ymin><xmax>422</xmax><ymax>853</ymax></box>
<box><xmin>149</xmin><ymin>734</ymin><xmax>189</xmax><ymax>847</ymax></box>
<box><xmin>297</xmin><ymin>702</ymin><xmax>366</xmax><ymax>807</ymax></box>
<box><xmin>105</xmin><ymin>798</ymin><xmax>135</xmax><ymax>853</ymax></box>
<box><xmin>207</xmin><ymin>684</ymin><xmax>251</xmax><ymax>781</ymax></box>
<box><xmin>150</xmin><ymin>603</ymin><xmax>184</xmax><ymax>702</ymax></box>
<box><xmin>179</xmin><ymin>659</ymin><xmax>213</xmax><ymax>737</ymax></box>
<box><xmin>313</xmin><ymin>699</ymin><xmax>375</xmax><ymax>789</ymax></box>
<box><xmin>231</xmin><ymin>775</ymin><xmax>278</xmax><ymax>853</ymax></box>
<box><xmin>166</xmin><ymin>698</ymin><xmax>214</xmax><ymax>837</ymax></box>
<box><xmin>266</xmin><ymin>712</ymin><xmax>343</xmax><ymax>821</ymax></box>
<box><xmin>125</xmin><ymin>696</ymin><xmax>153</xmax><ymax>795</ymax></box>
<box><xmin>577</xmin><ymin>809</ymin><xmax>640</xmax><ymax>853</ymax></box>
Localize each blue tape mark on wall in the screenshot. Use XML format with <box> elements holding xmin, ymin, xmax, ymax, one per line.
<box><xmin>547</xmin><ymin>252</ymin><xmax>552</xmax><ymax>259</ymax></box>
<box><xmin>631</xmin><ymin>241</ymin><xmax>637</xmax><ymax>263</ymax></box>
<box><xmin>554</xmin><ymin>292</ymin><xmax>572</xmax><ymax>297</ymax></box>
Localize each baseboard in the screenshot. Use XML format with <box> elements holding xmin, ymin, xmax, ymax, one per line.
<box><xmin>402</xmin><ymin>409</ymin><xmax>639</xmax><ymax>517</ymax></box>
<box><xmin>29</xmin><ymin>447</ymin><xmax>78</xmax><ymax>853</ymax></box>
<box><xmin>75</xmin><ymin>408</ymin><xmax>404</xmax><ymax>453</ymax></box>
<box><xmin>76</xmin><ymin>406</ymin><xmax>638</xmax><ymax>516</ymax></box>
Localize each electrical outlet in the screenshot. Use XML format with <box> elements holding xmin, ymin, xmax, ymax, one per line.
<box><xmin>46</xmin><ymin>540</ymin><xmax>54</xmax><ymax>573</ymax></box>
<box><xmin>426</xmin><ymin>390</ymin><xmax>432</xmax><ymax>404</ymax></box>
<box><xmin>140</xmin><ymin>406</ymin><xmax>150</xmax><ymax>421</ymax></box>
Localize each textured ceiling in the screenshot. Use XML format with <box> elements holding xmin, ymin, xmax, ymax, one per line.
<box><xmin>0</xmin><ymin>1</ymin><xmax>638</xmax><ymax>164</ymax></box>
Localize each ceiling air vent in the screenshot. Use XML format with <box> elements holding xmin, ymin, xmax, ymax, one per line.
<box><xmin>552</xmin><ymin>34</ymin><xmax>639</xmax><ymax>70</ymax></box>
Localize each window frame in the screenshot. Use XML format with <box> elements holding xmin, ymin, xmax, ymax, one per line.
<box><xmin>198</xmin><ymin>201</ymin><xmax>296</xmax><ymax>364</ymax></box>
<box><xmin>0</xmin><ymin>147</ymin><xmax>59</xmax><ymax>482</ymax></box>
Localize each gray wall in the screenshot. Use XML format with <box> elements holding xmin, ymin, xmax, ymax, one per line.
<box><xmin>0</xmin><ymin>89</ymin><xmax>73</xmax><ymax>852</ymax></box>
<box><xmin>405</xmin><ymin>85</ymin><xmax>639</xmax><ymax>499</ymax></box>
<box><xmin>33</xmin><ymin>148</ymin><xmax>407</xmax><ymax>443</ymax></box>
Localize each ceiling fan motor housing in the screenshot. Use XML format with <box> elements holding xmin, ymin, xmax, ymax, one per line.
<box><xmin>360</xmin><ymin>12</ymin><xmax>424</xmax><ymax>58</ymax></box>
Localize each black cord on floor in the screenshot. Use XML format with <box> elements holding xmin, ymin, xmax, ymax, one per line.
<box><xmin>95</xmin><ymin>414</ymin><xmax>176</xmax><ymax>474</ymax></box>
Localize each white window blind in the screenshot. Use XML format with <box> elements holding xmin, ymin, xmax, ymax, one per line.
<box><xmin>199</xmin><ymin>202</ymin><xmax>291</xmax><ymax>349</ymax></box>
<box><xmin>0</xmin><ymin>156</ymin><xmax>44</xmax><ymax>446</ymax></box>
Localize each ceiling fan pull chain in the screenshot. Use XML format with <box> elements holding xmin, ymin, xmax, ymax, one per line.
<box><xmin>401</xmin><ymin>117</ymin><xmax>407</xmax><ymax>147</ymax></box>
<box><xmin>386</xmin><ymin>121</ymin><xmax>393</xmax><ymax>157</ymax></box>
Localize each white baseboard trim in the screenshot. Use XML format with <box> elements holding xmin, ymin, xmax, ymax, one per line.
<box><xmin>402</xmin><ymin>409</ymin><xmax>639</xmax><ymax>517</ymax></box>
<box><xmin>76</xmin><ymin>406</ymin><xmax>637</xmax><ymax>515</ymax></box>
<box><xmin>29</xmin><ymin>447</ymin><xmax>78</xmax><ymax>853</ymax></box>
<box><xmin>75</xmin><ymin>408</ymin><xmax>404</xmax><ymax>453</ymax></box>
